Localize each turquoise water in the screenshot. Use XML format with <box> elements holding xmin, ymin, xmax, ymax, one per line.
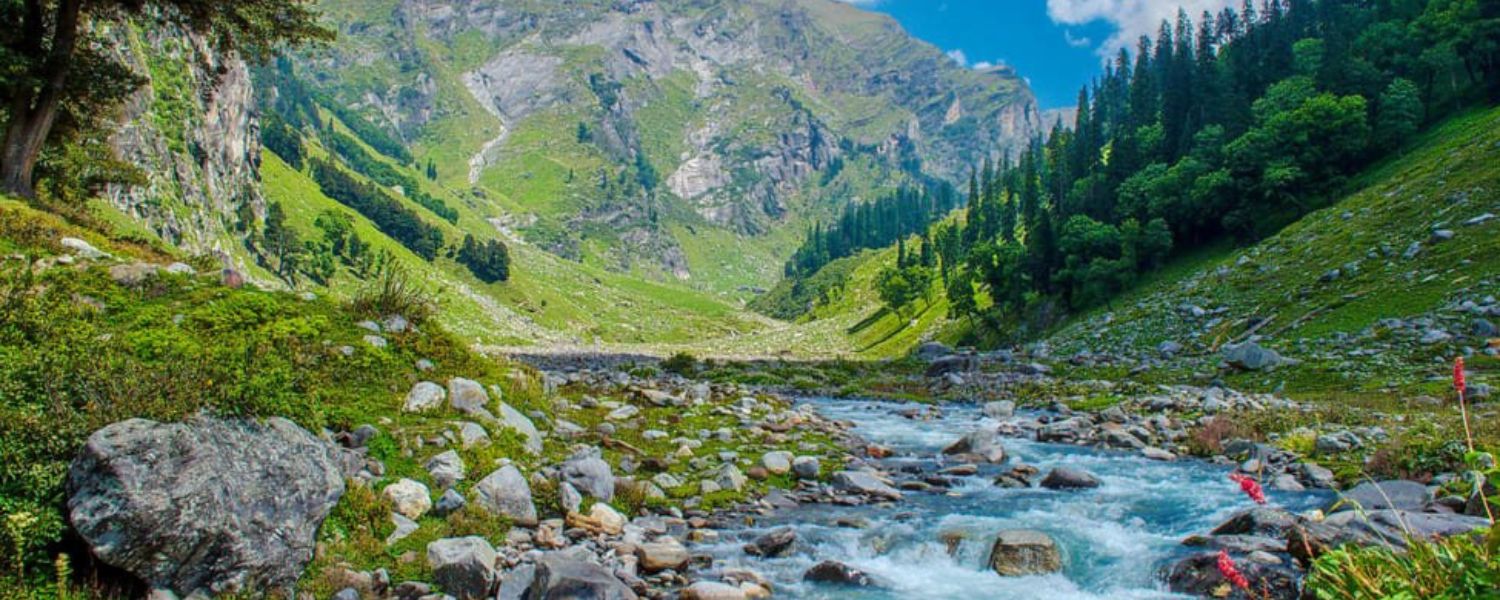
<box><xmin>704</xmin><ymin>399</ymin><xmax>1329</xmax><ymax>599</ymax></box>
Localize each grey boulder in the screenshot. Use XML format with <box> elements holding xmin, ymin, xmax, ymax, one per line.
<box><xmin>66</xmin><ymin>416</ymin><xmax>344</xmax><ymax>596</ymax></box>
<box><xmin>472</xmin><ymin>465</ymin><xmax>538</xmax><ymax>527</ymax></box>
<box><xmin>988</xmin><ymin>530</ymin><xmax>1063</xmax><ymax>576</ymax></box>
<box><xmin>427</xmin><ymin>537</ymin><xmax>498</xmax><ymax>600</ymax></box>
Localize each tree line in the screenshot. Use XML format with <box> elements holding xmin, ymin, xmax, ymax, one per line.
<box><xmin>853</xmin><ymin>0</ymin><xmax>1499</xmax><ymax>325</ymax></box>
<box><xmin>784</xmin><ymin>184</ymin><xmax>959</xmax><ymax>278</ymax></box>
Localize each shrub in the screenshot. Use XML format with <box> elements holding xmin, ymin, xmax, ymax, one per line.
<box><xmin>1304</xmin><ymin>529</ymin><xmax>1500</xmax><ymax>599</ymax></box>
<box><xmin>349</xmin><ymin>266</ymin><xmax>433</xmax><ymax>323</ymax></box>
<box><xmin>660</xmin><ymin>352</ymin><xmax>697</xmax><ymax>376</ymax></box>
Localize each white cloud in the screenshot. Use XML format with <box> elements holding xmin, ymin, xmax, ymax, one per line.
<box><xmin>833</xmin><ymin>0</ymin><xmax>885</xmax><ymax>6</ymax></box>
<box><xmin>973</xmin><ymin>61</ymin><xmax>995</xmax><ymax>70</ymax></box>
<box><xmin>1064</xmin><ymin>30</ymin><xmax>1092</xmax><ymax>48</ymax></box>
<box><xmin>946</xmin><ymin>49</ymin><xmax>969</xmax><ymax>67</ymax></box>
<box><xmin>1046</xmin><ymin>0</ymin><xmax>1237</xmax><ymax>57</ymax></box>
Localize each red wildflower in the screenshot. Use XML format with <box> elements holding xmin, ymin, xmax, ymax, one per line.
<box><xmin>1217</xmin><ymin>550</ymin><xmax>1251</xmax><ymax>591</ymax></box>
<box><xmin>1454</xmin><ymin>357</ymin><xmax>1466</xmax><ymax>395</ymax></box>
<box><xmin>1228</xmin><ymin>473</ymin><xmax>1267</xmax><ymax>505</ymax></box>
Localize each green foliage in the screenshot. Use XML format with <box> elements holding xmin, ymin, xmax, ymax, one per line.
<box><xmin>875</xmin><ymin>264</ymin><xmax>932</xmax><ymax>317</ymax></box>
<box><xmin>455</xmin><ymin>234</ymin><xmax>510</xmax><ymax>284</ymax></box>
<box><xmin>324</xmin><ymin>131</ymin><xmax>457</xmax><ymax>224</ymax></box>
<box><xmin>307</xmin><ymin>158</ymin><xmax>444</xmax><ymax>261</ymax></box>
<box><xmin>1305</xmin><ymin>528</ymin><xmax>1500</xmax><ymax>599</ymax></box>
<box><xmin>660</xmin><ymin>352</ymin><xmax>698</xmax><ymax>376</ymax></box>
<box><xmin>314</xmin><ymin>93</ymin><xmax>412</xmax><ymax>164</ymax></box>
<box><xmin>348</xmin><ymin>265</ymin><xmax>433</xmax><ymax>323</ymax></box>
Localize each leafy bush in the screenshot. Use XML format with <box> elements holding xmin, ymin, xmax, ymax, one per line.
<box><xmin>1304</xmin><ymin>529</ymin><xmax>1500</xmax><ymax>599</ymax></box>
<box><xmin>456</xmin><ymin>234</ymin><xmax>510</xmax><ymax>283</ymax></box>
<box><xmin>349</xmin><ymin>266</ymin><xmax>433</xmax><ymax>323</ymax></box>
<box><xmin>660</xmin><ymin>352</ymin><xmax>697</xmax><ymax>376</ymax></box>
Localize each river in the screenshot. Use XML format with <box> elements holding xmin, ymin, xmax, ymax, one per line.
<box><xmin>702</xmin><ymin>398</ymin><xmax>1330</xmax><ymax>599</ymax></box>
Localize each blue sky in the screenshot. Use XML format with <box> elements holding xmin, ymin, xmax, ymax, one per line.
<box><xmin>840</xmin><ymin>0</ymin><xmax>1237</xmax><ymax>109</ymax></box>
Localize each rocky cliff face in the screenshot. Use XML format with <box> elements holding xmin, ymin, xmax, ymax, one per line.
<box><xmin>102</xmin><ymin>21</ymin><xmax>263</xmax><ymax>268</ymax></box>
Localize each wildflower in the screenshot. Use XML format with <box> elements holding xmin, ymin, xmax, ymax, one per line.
<box><xmin>1454</xmin><ymin>356</ymin><xmax>1466</xmax><ymax>395</ymax></box>
<box><xmin>1216</xmin><ymin>549</ymin><xmax>1251</xmax><ymax>591</ymax></box>
<box><xmin>1228</xmin><ymin>473</ymin><xmax>1267</xmax><ymax>504</ymax></box>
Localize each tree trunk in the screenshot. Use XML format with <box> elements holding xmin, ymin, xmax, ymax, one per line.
<box><xmin>0</xmin><ymin>0</ymin><xmax>82</xmax><ymax>199</ymax></box>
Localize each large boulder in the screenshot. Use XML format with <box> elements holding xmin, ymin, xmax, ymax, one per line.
<box><xmin>383</xmin><ymin>478</ymin><xmax>433</xmax><ymax>519</ymax></box>
<box><xmin>988</xmin><ymin>530</ymin><xmax>1063</xmax><ymax>576</ymax></box>
<box><xmin>1330</xmin><ymin>480</ymin><xmax>1431</xmax><ymax>513</ymax></box>
<box><xmin>1224</xmin><ymin>342</ymin><xmax>1284</xmax><ymax>371</ymax></box>
<box><xmin>497</xmin><ymin>401</ymin><xmax>544</xmax><ymax>455</ymax></box>
<box><xmin>744</xmin><ymin>528</ymin><xmax>797</xmax><ymax>558</ymax></box>
<box><xmin>1167</xmin><ymin>551</ymin><xmax>1299</xmax><ymax>599</ymax></box>
<box><xmin>404</xmin><ymin>381</ymin><xmax>446</xmax><ymax>413</ymax></box>
<box><xmin>925</xmin><ymin>355</ymin><xmax>976</xmax><ymax>377</ymax></box>
<box><xmin>447</xmin><ymin>377</ymin><xmax>494</xmax><ymax>419</ymax></box>
<box><xmin>831</xmin><ymin>471</ymin><xmax>902</xmax><ymax>501</ymax></box>
<box><xmin>913</xmin><ymin>341</ymin><xmax>953</xmax><ymax>362</ymax></box>
<box><xmin>427</xmin><ymin>537</ymin><xmax>498</xmax><ymax>600</ymax></box>
<box><xmin>635</xmin><ymin>539</ymin><xmax>690</xmax><ymax>573</ymax></box>
<box><xmin>527</xmin><ymin>552</ymin><xmax>639</xmax><ymax>599</ymax></box>
<box><xmin>473</xmin><ymin>465</ymin><xmax>538</xmax><ymax>527</ymax></box>
<box><xmin>560</xmin><ymin>448</ymin><xmax>615</xmax><ymax>501</ymax></box>
<box><xmin>1210</xmin><ymin>507</ymin><xmax>1297</xmax><ymax>538</ymax></box>
<box><xmin>1287</xmin><ymin>510</ymin><xmax>1490</xmax><ymax>565</ymax></box>
<box><xmin>803</xmin><ymin>560</ymin><xmax>876</xmax><ymax>586</ymax></box>
<box><xmin>942</xmin><ymin>428</ymin><xmax>1007</xmax><ymax>463</ymax></box>
<box><xmin>1039</xmin><ymin>467</ymin><xmax>1101</xmax><ymax>490</ymax></box>
<box><xmin>66</xmin><ymin>416</ymin><xmax>344</xmax><ymax>596</ymax></box>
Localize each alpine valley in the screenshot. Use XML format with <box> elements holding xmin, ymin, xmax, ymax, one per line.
<box><xmin>2</xmin><ymin>0</ymin><xmax>1499</xmax><ymax>599</ymax></box>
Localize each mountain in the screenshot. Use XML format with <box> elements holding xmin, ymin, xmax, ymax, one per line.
<box><xmin>295</xmin><ymin>0</ymin><xmax>1040</xmax><ymax>281</ymax></box>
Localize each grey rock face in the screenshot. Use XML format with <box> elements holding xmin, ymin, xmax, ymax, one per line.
<box><xmin>831</xmin><ymin>471</ymin><xmax>902</xmax><ymax>500</ymax></box>
<box><xmin>426</xmin><ymin>450</ymin><xmax>467</xmax><ymax>490</ymax></box>
<box><xmin>792</xmin><ymin>456</ymin><xmax>821</xmax><ymax>479</ymax></box>
<box><xmin>745</xmin><ymin>528</ymin><xmax>797</xmax><ymax>558</ymax></box>
<box><xmin>527</xmin><ymin>552</ymin><xmax>639</xmax><ymax>600</ymax></box>
<box><xmin>472</xmin><ymin>465</ymin><xmax>538</xmax><ymax>527</ymax></box>
<box><xmin>427</xmin><ymin>537</ymin><xmax>498</xmax><ymax>600</ymax></box>
<box><xmin>1224</xmin><ymin>342</ymin><xmax>1283</xmax><ymax>371</ymax></box>
<box><xmin>803</xmin><ymin>560</ymin><xmax>875</xmax><ymax>586</ymax></box>
<box><xmin>497</xmin><ymin>401</ymin><xmax>544</xmax><ymax>454</ymax></box>
<box><xmin>560</xmin><ymin>448</ymin><xmax>615</xmax><ymax>501</ymax></box>
<box><xmin>1039</xmin><ymin>467</ymin><xmax>1101</xmax><ymax>490</ymax></box>
<box><xmin>1331</xmin><ymin>480</ymin><xmax>1431</xmax><ymax>513</ymax></box>
<box><xmin>988</xmin><ymin>530</ymin><xmax>1063</xmax><ymax>576</ymax></box>
<box><xmin>941</xmin><ymin>428</ymin><xmax>1006</xmax><ymax>463</ymax></box>
<box><xmin>67</xmin><ymin>416</ymin><xmax>344</xmax><ymax>596</ymax></box>
<box><xmin>448</xmin><ymin>378</ymin><xmax>493</xmax><ymax>418</ymax></box>
<box><xmin>404</xmin><ymin>382</ymin><xmax>446</xmax><ymax>413</ymax></box>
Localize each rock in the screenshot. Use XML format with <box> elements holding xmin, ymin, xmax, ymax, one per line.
<box><xmin>333</xmin><ymin>588</ymin><xmax>359</xmax><ymax>600</ymax></box>
<box><xmin>1039</xmin><ymin>467</ymin><xmax>1101</xmax><ymax>490</ymax></box>
<box><xmin>382</xmin><ymin>315</ymin><xmax>410</xmax><ymax>333</ymax></box>
<box><xmin>447</xmin><ymin>378</ymin><xmax>492</xmax><ymax>418</ymax></box>
<box><xmin>1331</xmin><ymin>480</ymin><xmax>1431</xmax><ymax>512</ymax></box>
<box><xmin>941</xmin><ymin>428</ymin><xmax>1006</xmax><ymax>463</ymax></box>
<box><xmin>1270</xmin><ymin>473</ymin><xmax>1304</xmax><ymax>492</ymax></box>
<box><xmin>925</xmin><ymin>355</ymin><xmax>975</xmax><ymax>377</ymax></box>
<box><xmin>472</xmin><ymin>466</ymin><xmax>538</xmax><ymax>527</ymax></box>
<box><xmin>914</xmin><ymin>341</ymin><xmax>953</xmax><ymax>361</ymax></box>
<box><xmin>404</xmin><ymin>382</ymin><xmax>446</xmax><ymax>413</ymax></box>
<box><xmin>384</xmin><ymin>479</ymin><xmax>433</xmax><ymax>519</ymax></box>
<box><xmin>745</xmin><ymin>528</ymin><xmax>796</xmax><ymax>558</ymax></box>
<box><xmin>1224</xmin><ymin>342</ymin><xmax>1283</xmax><ymax>371</ymax></box>
<box><xmin>1295</xmin><ymin>462</ymin><xmax>1336</xmax><ymax>489</ymax></box>
<box><xmin>387</xmin><ymin>513</ymin><xmax>419</xmax><ymax>546</ymax></box>
<box><xmin>792</xmin><ymin>456</ymin><xmax>821</xmax><ymax>479</ymax></box>
<box><xmin>1472</xmin><ymin>318</ymin><xmax>1498</xmax><ymax>338</ymax></box>
<box><xmin>1157</xmin><ymin>340</ymin><xmax>1184</xmax><ymax>356</ymax></box>
<box><xmin>982</xmin><ymin>401</ymin><xmax>1016</xmax><ymax>419</ymax></box>
<box><xmin>495</xmin><ymin>563</ymin><xmax>534</xmax><ymax>600</ymax></box>
<box><xmin>635</xmin><ymin>539</ymin><xmax>690</xmax><ymax>573</ymax></box>
<box><xmin>831</xmin><ymin>471</ymin><xmax>902</xmax><ymax>500</ymax></box>
<box><xmin>559</xmin><ymin>482</ymin><xmax>583</xmax><ymax>514</ymax></box>
<box><xmin>1288</xmin><ymin>510</ymin><xmax>1491</xmax><ymax>565</ymax></box>
<box><xmin>1420</xmin><ymin>329</ymin><xmax>1453</xmax><ymax>345</ymax></box>
<box><xmin>803</xmin><ymin>560</ymin><xmax>875</xmax><ymax>586</ymax></box>
<box><xmin>1167</xmin><ymin>551</ymin><xmax>1298</xmax><ymax>599</ymax></box>
<box><xmin>561</xmin><ymin>448</ymin><xmax>615</xmax><ymax>501</ymax></box>
<box><xmin>426</xmin><ymin>537</ymin><xmax>497</xmax><ymax>600</ymax></box>
<box><xmin>1141</xmin><ymin>447</ymin><xmax>1177</xmax><ymax>461</ymax></box>
<box><xmin>529</xmin><ymin>553</ymin><xmax>638</xmax><ymax>599</ymax></box>
<box><xmin>1211</xmin><ymin>507</ymin><xmax>1298</xmax><ymax>538</ymax></box>
<box><xmin>987</xmin><ymin>530</ymin><xmax>1063</xmax><ymax>576</ymax></box>
<box><xmin>681</xmin><ymin>581</ymin><xmax>746</xmax><ymax>600</ymax></box>
<box><xmin>60</xmin><ymin>237</ymin><xmax>109</xmax><ymax>259</ymax></box>
<box><xmin>165</xmin><ymin>262</ymin><xmax>196</xmax><ymax>276</ymax></box>
<box><xmin>1315</xmin><ymin>431</ymin><xmax>1362</xmax><ymax>454</ymax></box>
<box><xmin>458</xmin><ymin>422</ymin><xmax>490</xmax><ymax>448</ymax></box>
<box><xmin>567</xmin><ymin>502</ymin><xmax>626</xmax><ymax>536</ymax></box>
<box><xmin>425</xmin><ymin>450</ymin><xmax>466</xmax><ymax>490</ymax></box>
<box><xmin>607</xmin><ymin>404</ymin><xmax>640</xmax><ymax>421</ymax></box>
<box><xmin>1431</xmin><ymin>229</ymin><xmax>1455</xmax><ymax>242</ymax></box>
<box><xmin>760</xmin><ymin>451</ymin><xmax>793</xmax><ymax>475</ymax></box>
<box><xmin>110</xmin><ymin>263</ymin><xmax>160</xmax><ymax>287</ymax></box>
<box><xmin>434</xmin><ymin>489</ymin><xmax>467</xmax><ymax>516</ymax></box>
<box><xmin>496</xmin><ymin>401</ymin><xmax>543</xmax><ymax>454</ymax></box>
<box><xmin>66</xmin><ymin>416</ymin><xmax>344</xmax><ymax>596</ymax></box>
<box><xmin>715</xmin><ymin>463</ymin><xmax>747</xmax><ymax>492</ymax></box>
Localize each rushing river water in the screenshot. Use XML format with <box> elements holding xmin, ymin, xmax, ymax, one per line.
<box><xmin>705</xmin><ymin>398</ymin><xmax>1331</xmax><ymax>599</ymax></box>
